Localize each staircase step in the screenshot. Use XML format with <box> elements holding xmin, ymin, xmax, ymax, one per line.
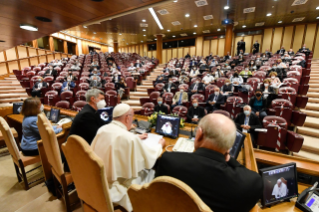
<box><xmin>130</xmin><ymin>92</ymin><xmax>148</xmax><ymax>96</ymax></box>
<box><xmin>137</xmin><ymin>85</ymin><xmax>153</xmax><ymax>89</ymax></box>
<box><xmin>122</xmin><ymin>100</ymin><xmax>140</xmax><ymax>106</ymax></box>
<box><xmin>130</xmin><ymin>96</ymin><xmax>147</xmax><ymax>100</ymax></box>
<box><xmin>308</xmin><ymin>88</ymin><xmax>319</xmax><ymax>92</ymax></box>
<box><xmin>301</xmin><ymin>109</ymin><xmax>319</xmax><ymax>118</ymax></box>
<box><xmin>297</xmin><ymin>126</ymin><xmax>319</xmax><ymax>137</ymax></box>
<box><xmin>0</xmin><ymin>86</ymin><xmax>24</xmax><ymax>90</ymax></box>
<box><xmin>300</xmin><ymin>135</ymin><xmax>319</xmax><ymax>155</ymax></box>
<box><xmin>131</xmin><ymin>106</ymin><xmax>142</xmax><ymax>111</ymax></box>
<box><xmin>294</xmin><ymin>151</ymin><xmax>319</xmax><ymax>162</ymax></box>
<box><xmin>0</xmin><ymin>97</ymin><xmax>28</xmax><ymax>103</ymax></box>
<box><xmin>0</xmin><ymin>103</ymin><xmax>14</xmax><ymax>107</ymax></box>
<box><xmin>0</xmin><ymin>93</ymin><xmax>28</xmax><ymax>99</ymax></box>
<box><xmin>142</xmin><ymin>82</ymin><xmax>153</xmax><ymax>86</ymax></box>
<box><xmin>309</xmin><ymin>83</ymin><xmax>319</xmax><ymax>88</ymax></box>
<box><xmin>303</xmin><ymin>116</ymin><xmax>319</xmax><ymax>129</ymax></box>
<box><xmin>307</xmin><ymin>92</ymin><xmax>319</xmax><ymax>98</ymax></box>
<box><xmin>308</xmin><ymin>98</ymin><xmax>319</xmax><ymax>103</ymax></box>
<box><xmin>0</xmin><ymin>89</ymin><xmax>26</xmax><ymax>94</ymax></box>
<box><xmin>305</xmin><ymin>103</ymin><xmax>319</xmax><ymax>111</ymax></box>
<box><xmin>136</xmin><ymin>87</ymin><xmax>148</xmax><ymax>92</ymax></box>
<box><xmin>310</xmin><ymin>74</ymin><xmax>319</xmax><ymax>77</ymax></box>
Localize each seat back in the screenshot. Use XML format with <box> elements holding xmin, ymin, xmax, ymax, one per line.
<box><xmin>125</xmin><ymin>77</ymin><xmax>135</xmax><ymax>90</ymax></box>
<box><xmin>172</xmin><ymin>106</ymin><xmax>188</xmax><ymax>119</ymax></box>
<box><xmin>76</xmin><ymin>90</ymin><xmax>87</xmax><ymax>101</ymax></box>
<box><xmin>104</xmin><ymin>83</ymin><xmax>115</xmax><ymax>91</ymax></box>
<box><xmin>225</xmin><ymin>97</ymin><xmax>244</xmax><ymax>119</ymax></box>
<box><xmin>149</xmin><ymin>91</ymin><xmax>161</xmax><ymax>105</ymax></box>
<box><xmin>55</xmin><ymin>100</ymin><xmax>70</xmax><ymax>109</ymax></box>
<box><xmin>105</xmin><ymin>92</ymin><xmax>117</xmax><ymax>107</ymax></box>
<box><xmin>247</xmin><ymin>77</ymin><xmax>260</xmax><ymax>91</ymax></box>
<box><xmin>205</xmin><ymin>84</ymin><xmax>218</xmax><ymax>100</ymax></box>
<box><xmin>79</xmin><ymin>83</ymin><xmax>90</xmax><ymax>90</ymax></box>
<box><xmin>278</xmin><ymin>87</ymin><xmax>297</xmax><ymax>105</ymax></box>
<box><xmin>62</xmin><ymin>135</ymin><xmax>114</xmax><ymax>212</ymax></box>
<box><xmin>52</xmin><ymin>82</ymin><xmax>63</xmax><ymax>92</ymax></box>
<box><xmin>128</xmin><ymin>176</ymin><xmax>212</xmax><ymax>212</ymax></box>
<box><xmin>155</xmin><ymin>83</ymin><xmax>165</xmax><ymax>92</ymax></box>
<box><xmin>282</xmin><ymin>78</ymin><xmax>299</xmax><ymax>92</ymax></box>
<box><xmin>141</xmin><ymin>102</ymin><xmax>155</xmax><ymax>116</ymax></box>
<box><xmin>178</xmin><ymin>83</ymin><xmax>189</xmax><ymax>91</ymax></box>
<box><xmin>191</xmin><ymin>94</ymin><xmax>205</xmax><ymax>102</ymax></box>
<box><xmin>253</xmin><ymin>71</ymin><xmax>267</xmax><ymax>82</ymax></box>
<box><xmin>0</xmin><ymin>117</ymin><xmax>20</xmax><ymax>161</ymax></box>
<box><xmin>37</xmin><ymin>113</ymin><xmax>64</xmax><ymax>176</ymax></box>
<box><xmin>287</xmin><ymin>71</ymin><xmax>301</xmax><ymax>83</ymax></box>
<box><xmin>216</xmin><ymin>77</ymin><xmax>228</xmax><ymax>87</ymax></box>
<box><xmin>72</xmin><ymin>100</ymin><xmax>87</xmax><ymax>112</ymax></box>
<box><xmin>163</xmin><ymin>92</ymin><xmax>174</xmax><ymax>105</ymax></box>
<box><xmin>213</xmin><ymin>110</ymin><xmax>230</xmax><ymax>118</ymax></box>
<box><xmin>271</xmin><ymin>99</ymin><xmax>293</xmax><ymax>125</ymax></box>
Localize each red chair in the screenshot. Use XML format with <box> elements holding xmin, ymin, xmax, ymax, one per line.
<box><xmin>178</xmin><ymin>84</ymin><xmax>189</xmax><ymax>91</ymax></box>
<box><xmin>75</xmin><ymin>90</ymin><xmax>87</xmax><ymax>101</ymax></box>
<box><xmin>140</xmin><ymin>102</ymin><xmax>155</xmax><ymax>116</ymax></box>
<box><xmin>257</xmin><ymin>116</ymin><xmax>304</xmax><ymax>153</ymax></box>
<box><xmin>51</xmin><ymin>82</ymin><xmax>63</xmax><ymax>93</ymax></box>
<box><xmin>247</xmin><ymin>77</ymin><xmax>260</xmax><ymax>91</ymax></box>
<box><xmin>172</xmin><ymin>106</ymin><xmax>188</xmax><ymax>120</ymax></box>
<box><xmin>72</xmin><ymin>100</ymin><xmax>87</xmax><ymax>112</ymax></box>
<box><xmin>191</xmin><ymin>94</ymin><xmax>205</xmax><ymax>107</ymax></box>
<box><xmin>282</xmin><ymin>78</ymin><xmax>299</xmax><ymax>93</ymax></box>
<box><xmin>205</xmin><ymin>84</ymin><xmax>218</xmax><ymax>100</ymax></box>
<box><xmin>44</xmin><ymin>90</ymin><xmax>60</xmax><ymax>106</ymax></box>
<box><xmin>61</xmin><ymin>91</ymin><xmax>74</xmax><ymax>106</ymax></box>
<box><xmin>225</xmin><ymin>96</ymin><xmax>244</xmax><ymax>119</ymax></box>
<box><xmin>44</xmin><ymin>76</ymin><xmax>54</xmax><ymax>87</ymax></box>
<box><xmin>287</xmin><ymin>71</ymin><xmax>301</xmax><ymax>83</ymax></box>
<box><xmin>155</xmin><ymin>83</ymin><xmax>165</xmax><ymax>92</ymax></box>
<box><xmin>55</xmin><ymin>100</ymin><xmax>70</xmax><ymax>109</ymax></box>
<box><xmin>105</xmin><ymin>83</ymin><xmax>115</xmax><ymax>91</ymax></box>
<box><xmin>59</xmin><ymin>72</ymin><xmax>68</xmax><ymax>77</ymax></box>
<box><xmin>253</xmin><ymin>71</ymin><xmax>267</xmax><ymax>82</ymax></box>
<box><xmin>163</xmin><ymin>92</ymin><xmax>174</xmax><ymax>106</ymax></box>
<box><xmin>25</xmin><ymin>71</ymin><xmax>36</xmax><ymax>80</ymax></box>
<box><xmin>79</xmin><ymin>83</ymin><xmax>89</xmax><ymax>90</ymax></box>
<box><xmin>81</xmin><ymin>72</ymin><xmax>90</xmax><ymax>77</ymax></box>
<box><xmin>270</xmin><ymin>99</ymin><xmax>306</xmax><ymax>126</ymax></box>
<box><xmin>216</xmin><ymin>77</ymin><xmax>228</xmax><ymax>88</ymax></box>
<box><xmin>126</xmin><ymin>77</ymin><xmax>137</xmax><ymax>91</ymax></box>
<box><xmin>149</xmin><ymin>91</ymin><xmax>161</xmax><ymax>105</ymax></box>
<box><xmin>30</xmin><ymin>76</ymin><xmax>40</xmax><ymax>88</ymax></box>
<box><xmin>213</xmin><ymin>110</ymin><xmax>230</xmax><ymax>118</ymax></box>
<box><xmin>80</xmin><ymin>76</ymin><xmax>90</xmax><ymax>83</ymax></box>
<box><xmin>105</xmin><ymin>90</ymin><xmax>118</xmax><ymax>107</ymax></box>
<box><xmin>164</xmin><ymin>103</ymin><xmax>171</xmax><ymax>114</ymax></box>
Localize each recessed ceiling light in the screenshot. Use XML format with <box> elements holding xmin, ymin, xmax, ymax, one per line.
<box><xmin>119</xmin><ymin>33</ymin><xmax>122</xmax><ymax>35</ymax></box>
<box><xmin>317</xmin><ymin>16</ymin><xmax>319</xmax><ymax>19</ymax></box>
<box><xmin>185</xmin><ymin>14</ymin><xmax>190</xmax><ymax>17</ymax></box>
<box><xmin>278</xmin><ymin>21</ymin><xmax>282</xmax><ymax>23</ymax></box>
<box><xmin>316</xmin><ymin>6</ymin><xmax>319</xmax><ymax>10</ymax></box>
<box><xmin>173</xmin><ymin>35</ymin><xmax>176</xmax><ymax>37</ymax></box>
<box><xmin>92</xmin><ymin>37</ymin><xmax>95</xmax><ymax>39</ymax></box>
<box><xmin>142</xmin><ymin>19</ymin><xmax>146</xmax><ymax>22</ymax></box>
<box><xmin>167</xmin><ymin>29</ymin><xmax>170</xmax><ymax>32</ymax></box>
<box><xmin>266</xmin><ymin>13</ymin><xmax>272</xmax><ymax>16</ymax></box>
<box><xmin>217</xmin><ymin>28</ymin><xmax>221</xmax><ymax>31</ymax></box>
<box><xmin>143</xmin><ymin>35</ymin><xmax>146</xmax><ymax>36</ymax></box>
<box><xmin>242</xmin><ymin>25</ymin><xmax>246</xmax><ymax>28</ymax></box>
<box><xmin>20</xmin><ymin>24</ymin><xmax>38</xmax><ymax>31</ymax></box>
<box><xmin>193</xmin><ymin>32</ymin><xmax>196</xmax><ymax>34</ymax></box>
<box><xmin>155</xmin><ymin>38</ymin><xmax>157</xmax><ymax>40</ymax></box>
<box><xmin>194</xmin><ymin>25</ymin><xmax>197</xmax><ymax>27</ymax></box>
<box><xmin>173</xmin><ymin>0</ymin><xmax>178</xmax><ymax>2</ymax></box>
<box><xmin>224</xmin><ymin>5</ymin><xmax>229</xmax><ymax>10</ymax></box>
<box><xmin>143</xmin><ymin>29</ymin><xmax>146</xmax><ymax>31</ymax></box>
<box><xmin>93</xmin><ymin>32</ymin><xmax>96</xmax><ymax>34</ymax></box>
<box><xmin>35</xmin><ymin>16</ymin><xmax>52</xmax><ymax>22</ymax></box>
<box><xmin>83</xmin><ymin>26</ymin><xmax>87</xmax><ymax>28</ymax></box>
<box><xmin>141</xmin><ymin>41</ymin><xmax>143</xmax><ymax>42</ymax></box>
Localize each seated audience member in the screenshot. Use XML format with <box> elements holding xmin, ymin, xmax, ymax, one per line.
<box><xmin>134</xmin><ymin>60</ymin><xmax>143</xmax><ymax>68</ymax></box>
<box><xmin>155</xmin><ymin>74</ymin><xmax>168</xmax><ymax>85</ymax></box>
<box><xmin>116</xmin><ymin>77</ymin><xmax>127</xmax><ymax>100</ymax></box>
<box><xmin>268</xmin><ymin>72</ymin><xmax>281</xmax><ymax>90</ymax></box>
<box><xmin>276</xmin><ymin>46</ymin><xmax>286</xmax><ymax>55</ymax></box>
<box><xmin>230</xmin><ymin>60</ymin><xmax>237</xmax><ymax>69</ymax></box>
<box><xmin>264</xmin><ymin>49</ymin><xmax>272</xmax><ymax>58</ymax></box>
<box><xmin>239</xmin><ymin>66</ymin><xmax>253</xmax><ymax>82</ymax></box>
<box><xmin>209</xmin><ymin>57</ymin><xmax>218</xmax><ymax>70</ymax></box>
<box><xmin>235</xmin><ymin>105</ymin><xmax>262</xmax><ymax>142</ymax></box>
<box><xmin>156</xmin><ymin>113</ymin><xmax>263</xmax><ymax>212</ymax></box>
<box><xmin>189</xmin><ymin>67</ymin><xmax>200</xmax><ymax>78</ymax></box>
<box><xmin>238</xmin><ymin>50</ymin><xmax>244</xmax><ymax>62</ymax></box>
<box><xmin>90</xmin><ymin>61</ymin><xmax>100</xmax><ymax>71</ymax></box>
<box><xmin>255</xmin><ymin>55</ymin><xmax>263</xmax><ymax>69</ymax></box>
<box><xmin>163</xmin><ymin>78</ymin><xmax>177</xmax><ymax>93</ymax></box>
<box><xmin>199</xmin><ymin>61</ymin><xmax>209</xmax><ymax>74</ymax></box>
<box><xmin>221</xmin><ymin>79</ymin><xmax>233</xmax><ymax>95</ymax></box>
<box><xmin>206</xmin><ymin>87</ymin><xmax>225</xmax><ymax>113</ymax></box>
<box><xmin>189</xmin><ymin>59</ymin><xmax>197</xmax><ymax>68</ymax></box>
<box><xmin>260</xmin><ymin>79</ymin><xmax>276</xmax><ymax>107</ymax></box>
<box><xmin>127</xmin><ymin>63</ymin><xmax>136</xmax><ymax>72</ymax></box>
<box><xmin>185</xmin><ymin>52</ymin><xmax>191</xmax><ymax>59</ymax></box>
<box><xmin>65</xmin><ymin>71</ymin><xmax>77</xmax><ymax>82</ymax></box>
<box><xmin>171</xmin><ymin>87</ymin><xmax>188</xmax><ymax>109</ymax></box>
<box><xmin>230</xmin><ymin>72</ymin><xmax>243</xmax><ymax>86</ymax></box>
<box><xmin>154</xmin><ymin>97</ymin><xmax>168</xmax><ymax>114</ymax></box>
<box><xmin>205</xmin><ymin>53</ymin><xmax>214</xmax><ymax>62</ymax></box>
<box><xmin>202</xmin><ymin>73</ymin><xmax>214</xmax><ymax>85</ymax></box>
<box><xmin>20</xmin><ymin>98</ymin><xmax>62</xmax><ymax>156</ymax></box>
<box><xmin>288</xmin><ymin>49</ymin><xmax>295</xmax><ymax>56</ymax></box>
<box><xmin>61</xmin><ymin>79</ymin><xmax>76</xmax><ymax>93</ymax></box>
<box><xmin>276</xmin><ymin>59</ymin><xmax>287</xmax><ymax>69</ymax></box>
<box><xmin>224</xmin><ymin>52</ymin><xmax>232</xmax><ymax>60</ymax></box>
<box><xmin>179</xmin><ymin>72</ymin><xmax>189</xmax><ymax>84</ymax></box>
<box><xmin>71</xmin><ymin>62</ymin><xmax>81</xmax><ymax>71</ymax></box>
<box><xmin>44</xmin><ymin>65</ymin><xmax>58</xmax><ymax>77</ymax></box>
<box><xmin>169</xmin><ymin>68</ymin><xmax>179</xmax><ymax>77</ymax></box>
<box><xmin>63</xmin><ymin>89</ymin><xmax>106</xmax><ymax>171</ymax></box>
<box><xmin>282</xmin><ymin>53</ymin><xmax>291</xmax><ymax>62</ymax></box>
<box><xmin>89</xmin><ymin>69</ymin><xmax>101</xmax><ymax>79</ymax></box>
<box><xmin>189</xmin><ymin>79</ymin><xmax>205</xmax><ymax>97</ymax></box>
<box><xmin>186</xmin><ymin>98</ymin><xmax>205</xmax><ymax>124</ymax></box>
<box><xmin>249</xmin><ymin>89</ymin><xmax>267</xmax><ymax>120</ymax></box>
<box><xmin>213</xmin><ymin>65</ymin><xmax>224</xmax><ymax>79</ymax></box>
<box><xmin>176</xmin><ymin>61</ymin><xmax>182</xmax><ymax>68</ymax></box>
<box><xmin>248</xmin><ymin>60</ymin><xmax>257</xmax><ymax>71</ymax></box>
<box><xmin>31</xmin><ymin>77</ymin><xmax>48</xmax><ymax>97</ymax></box>
<box><xmin>298</xmin><ymin>44</ymin><xmax>310</xmax><ymax>56</ymax></box>
<box><xmin>89</xmin><ymin>75</ymin><xmax>102</xmax><ymax>89</ymax></box>
<box><xmin>91</xmin><ymin>104</ymin><xmax>165</xmax><ymax>212</ymax></box>
<box><xmin>112</xmin><ymin>72</ymin><xmax>121</xmax><ymax>84</ymax></box>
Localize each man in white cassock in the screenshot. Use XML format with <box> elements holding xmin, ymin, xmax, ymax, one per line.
<box><xmin>91</xmin><ymin>103</ymin><xmax>165</xmax><ymax>212</ymax></box>
<box><xmin>161</xmin><ymin>122</ymin><xmax>172</xmax><ymax>135</ymax></box>
<box><xmin>272</xmin><ymin>179</ymin><xmax>288</xmax><ymax>199</ymax></box>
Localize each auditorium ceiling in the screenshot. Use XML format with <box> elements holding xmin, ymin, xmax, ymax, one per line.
<box><xmin>63</xmin><ymin>0</ymin><xmax>319</xmax><ymax>47</ymax></box>
<box><xmin>0</xmin><ymin>0</ymin><xmax>167</xmax><ymax>51</ymax></box>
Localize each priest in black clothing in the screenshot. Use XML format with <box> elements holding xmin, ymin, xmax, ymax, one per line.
<box><xmin>186</xmin><ymin>98</ymin><xmax>206</xmax><ymax>124</ymax></box>
<box><xmin>252</xmin><ymin>40</ymin><xmax>260</xmax><ymax>54</ymax></box>
<box><xmin>206</xmin><ymin>87</ymin><xmax>225</xmax><ymax>113</ymax></box>
<box><xmin>298</xmin><ymin>44</ymin><xmax>311</xmax><ymax>56</ymax></box>
<box><xmin>163</xmin><ymin>78</ymin><xmax>177</xmax><ymax>93</ymax></box>
<box><xmin>156</xmin><ymin>113</ymin><xmax>263</xmax><ymax>212</ymax></box>
<box><xmin>154</xmin><ymin>97</ymin><xmax>168</xmax><ymax>114</ymax></box>
<box><xmin>276</xmin><ymin>46</ymin><xmax>285</xmax><ymax>55</ymax></box>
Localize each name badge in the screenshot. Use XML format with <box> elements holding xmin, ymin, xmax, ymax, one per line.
<box><xmin>194</xmin><ymin>115</ymin><xmax>198</xmax><ymax>119</ymax></box>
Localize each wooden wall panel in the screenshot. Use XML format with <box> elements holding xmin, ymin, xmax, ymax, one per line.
<box><xmin>218</xmin><ymin>39</ymin><xmax>225</xmax><ymax>56</ymax></box>
<box><xmin>0</xmin><ymin>52</ymin><xmax>5</xmax><ymax>62</ymax></box>
<box><xmin>40</xmin><ymin>55</ymin><xmax>47</xmax><ymax>63</ymax></box>
<box><xmin>190</xmin><ymin>46</ymin><xmax>196</xmax><ymax>57</ymax></box>
<box><xmin>178</xmin><ymin>48</ymin><xmax>183</xmax><ymax>58</ymax></box>
<box><xmin>183</xmin><ymin>47</ymin><xmax>190</xmax><ymax>57</ymax></box>
<box><xmin>210</xmin><ymin>40</ymin><xmax>218</xmax><ymax>55</ymax></box>
<box><xmin>55</xmin><ymin>53</ymin><xmax>61</xmax><ymax>59</ymax></box>
<box><xmin>0</xmin><ymin>63</ymin><xmax>7</xmax><ymax>75</ymax></box>
<box><xmin>8</xmin><ymin>61</ymin><xmax>19</xmax><ymax>72</ymax></box>
<box><xmin>272</xmin><ymin>27</ymin><xmax>283</xmax><ymax>52</ymax></box>
<box><xmin>282</xmin><ymin>26</ymin><xmax>294</xmax><ymax>50</ymax></box>
<box><xmin>172</xmin><ymin>48</ymin><xmax>177</xmax><ymax>58</ymax></box>
<box><xmin>244</xmin><ymin>36</ymin><xmax>252</xmax><ymax>54</ymax></box>
<box><xmin>195</xmin><ymin>37</ymin><xmax>203</xmax><ymax>56</ymax></box>
<box><xmin>20</xmin><ymin>59</ymin><xmax>29</xmax><ymax>69</ymax></box>
<box><xmin>304</xmin><ymin>24</ymin><xmax>317</xmax><ymax>50</ymax></box>
<box><xmin>252</xmin><ymin>35</ymin><xmax>262</xmax><ymax>52</ymax></box>
<box><xmin>17</xmin><ymin>46</ymin><xmax>28</xmax><ymax>58</ymax></box>
<box><xmin>262</xmin><ymin>28</ymin><xmax>273</xmax><ymax>52</ymax></box>
<box><xmin>30</xmin><ymin>57</ymin><xmax>38</xmax><ymax>66</ymax></box>
<box><xmin>6</xmin><ymin>48</ymin><xmax>17</xmax><ymax>60</ymax></box>
<box><xmin>292</xmin><ymin>25</ymin><xmax>305</xmax><ymax>52</ymax></box>
<box><xmin>147</xmin><ymin>51</ymin><xmax>152</xmax><ymax>58</ymax></box>
<box><xmin>101</xmin><ymin>46</ymin><xmax>108</xmax><ymax>53</ymax></box>
<box><xmin>152</xmin><ymin>51</ymin><xmax>156</xmax><ymax>58</ymax></box>
<box><xmin>233</xmin><ymin>37</ymin><xmax>242</xmax><ymax>55</ymax></box>
<box><xmin>29</xmin><ymin>48</ymin><xmax>37</xmax><ymax>57</ymax></box>
<box><xmin>38</xmin><ymin>50</ymin><xmax>46</xmax><ymax>55</ymax></box>
<box><xmin>203</xmin><ymin>40</ymin><xmax>210</xmax><ymax>57</ymax></box>
<box><xmin>47</xmin><ymin>54</ymin><xmax>54</xmax><ymax>62</ymax></box>
<box><xmin>167</xmin><ymin>49</ymin><xmax>172</xmax><ymax>61</ymax></box>
<box><xmin>143</xmin><ymin>44</ymin><xmax>147</xmax><ymax>56</ymax></box>
<box><xmin>162</xmin><ymin>50</ymin><xmax>167</xmax><ymax>63</ymax></box>
<box><xmin>139</xmin><ymin>45</ymin><xmax>143</xmax><ymax>56</ymax></box>
<box><xmin>313</xmin><ymin>29</ymin><xmax>319</xmax><ymax>59</ymax></box>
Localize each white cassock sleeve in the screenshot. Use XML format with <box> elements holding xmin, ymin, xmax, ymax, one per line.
<box><xmin>272</xmin><ymin>184</ymin><xmax>279</xmax><ymax>198</ymax></box>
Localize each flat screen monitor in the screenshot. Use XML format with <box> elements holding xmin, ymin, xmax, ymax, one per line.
<box><xmin>49</xmin><ymin>108</ymin><xmax>60</xmax><ymax>123</ymax></box>
<box><xmin>13</xmin><ymin>102</ymin><xmax>23</xmax><ymax>114</ymax></box>
<box><xmin>229</xmin><ymin>130</ymin><xmax>246</xmax><ymax>159</ymax></box>
<box><xmin>259</xmin><ymin>163</ymin><xmax>298</xmax><ymax>207</ymax></box>
<box><xmin>97</xmin><ymin>107</ymin><xmax>114</xmax><ymax>124</ymax></box>
<box><xmin>155</xmin><ymin>115</ymin><xmax>180</xmax><ymax>138</ymax></box>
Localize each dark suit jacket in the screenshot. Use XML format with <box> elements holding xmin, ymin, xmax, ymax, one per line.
<box><xmin>156</xmin><ymin>148</ymin><xmax>263</xmax><ymax>212</ymax></box>
<box><xmin>249</xmin><ymin>96</ymin><xmax>267</xmax><ymax>112</ymax></box>
<box><xmin>186</xmin><ymin>106</ymin><xmax>205</xmax><ymax>122</ymax></box>
<box><xmin>276</xmin><ymin>49</ymin><xmax>285</xmax><ymax>55</ymax></box>
<box><xmin>189</xmin><ymin>83</ymin><xmax>205</xmax><ymax>92</ymax></box>
<box><xmin>185</xmin><ymin>54</ymin><xmax>191</xmax><ymax>59</ymax></box>
<box><xmin>235</xmin><ymin>112</ymin><xmax>262</xmax><ymax>133</ymax></box>
<box><xmin>154</xmin><ymin>104</ymin><xmax>168</xmax><ymax>114</ymax></box>
<box><xmin>44</xmin><ymin>69</ymin><xmax>57</xmax><ymax>77</ymax></box>
<box><xmin>253</xmin><ymin>43</ymin><xmax>260</xmax><ymax>53</ymax></box>
<box><xmin>298</xmin><ymin>48</ymin><xmax>310</xmax><ymax>55</ymax></box>
<box><xmin>206</xmin><ymin>93</ymin><xmax>225</xmax><ymax>109</ymax></box>
<box><xmin>134</xmin><ymin>63</ymin><xmax>143</xmax><ymax>68</ymax></box>
<box><xmin>163</xmin><ymin>83</ymin><xmax>177</xmax><ymax>92</ymax></box>
<box><xmin>32</xmin><ymin>81</ymin><xmax>48</xmax><ymax>91</ymax></box>
<box><xmin>288</xmin><ymin>51</ymin><xmax>295</xmax><ymax>56</ymax></box>
<box><xmin>68</xmin><ymin>104</ymin><xmax>103</xmax><ymax>145</ymax></box>
<box><xmin>237</xmin><ymin>41</ymin><xmax>246</xmax><ymax>52</ymax></box>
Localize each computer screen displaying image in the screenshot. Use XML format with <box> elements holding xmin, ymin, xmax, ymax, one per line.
<box><xmin>259</xmin><ymin>163</ymin><xmax>298</xmax><ymax>207</ymax></box>
<box><xmin>13</xmin><ymin>102</ymin><xmax>23</xmax><ymax>114</ymax></box>
<box><xmin>155</xmin><ymin>115</ymin><xmax>180</xmax><ymax>138</ymax></box>
<box><xmin>97</xmin><ymin>107</ymin><xmax>114</xmax><ymax>124</ymax></box>
<box><xmin>229</xmin><ymin>130</ymin><xmax>246</xmax><ymax>159</ymax></box>
<box><xmin>49</xmin><ymin>108</ymin><xmax>60</xmax><ymax>123</ymax></box>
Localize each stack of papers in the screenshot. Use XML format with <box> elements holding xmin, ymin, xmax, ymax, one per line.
<box><xmin>142</xmin><ymin>133</ymin><xmax>163</xmax><ymax>148</ymax></box>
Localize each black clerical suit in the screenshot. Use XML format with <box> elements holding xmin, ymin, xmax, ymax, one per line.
<box><xmin>260</xmin><ymin>85</ymin><xmax>276</xmax><ymax>107</ymax></box>
<box><xmin>288</xmin><ymin>51</ymin><xmax>295</xmax><ymax>56</ymax></box>
<box><xmin>276</xmin><ymin>48</ymin><xmax>285</xmax><ymax>55</ymax></box>
<box><xmin>44</xmin><ymin>69</ymin><xmax>57</xmax><ymax>77</ymax></box>
<box><xmin>156</xmin><ymin>148</ymin><xmax>263</xmax><ymax>212</ymax></box>
<box><xmin>298</xmin><ymin>47</ymin><xmax>311</xmax><ymax>56</ymax></box>
<box><xmin>235</xmin><ymin>112</ymin><xmax>262</xmax><ymax>142</ymax></box>
<box><xmin>169</xmin><ymin>69</ymin><xmax>179</xmax><ymax>77</ymax></box>
<box><xmin>155</xmin><ymin>75</ymin><xmax>168</xmax><ymax>85</ymax></box>
<box><xmin>185</xmin><ymin>54</ymin><xmax>191</xmax><ymax>59</ymax></box>
<box><xmin>264</xmin><ymin>51</ymin><xmax>272</xmax><ymax>58</ymax></box>
<box><xmin>154</xmin><ymin>104</ymin><xmax>168</xmax><ymax>114</ymax></box>
<box><xmin>206</xmin><ymin>93</ymin><xmax>225</xmax><ymax>113</ymax></box>
<box><xmin>253</xmin><ymin>42</ymin><xmax>260</xmax><ymax>54</ymax></box>
<box><xmin>31</xmin><ymin>81</ymin><xmax>48</xmax><ymax>97</ymax></box>
<box><xmin>186</xmin><ymin>106</ymin><xmax>205</xmax><ymax>123</ymax></box>
<box><xmin>163</xmin><ymin>82</ymin><xmax>177</xmax><ymax>93</ymax></box>
<box><xmin>134</xmin><ymin>63</ymin><xmax>143</xmax><ymax>68</ymax></box>
<box><xmin>189</xmin><ymin>82</ymin><xmax>205</xmax><ymax>97</ymax></box>
<box><xmin>237</xmin><ymin>40</ymin><xmax>246</xmax><ymax>55</ymax></box>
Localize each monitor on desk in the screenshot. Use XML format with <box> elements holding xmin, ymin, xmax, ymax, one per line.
<box><xmin>229</xmin><ymin>130</ymin><xmax>246</xmax><ymax>159</ymax></box>
<box><xmin>13</xmin><ymin>102</ymin><xmax>23</xmax><ymax>114</ymax></box>
<box><xmin>49</xmin><ymin>108</ymin><xmax>60</xmax><ymax>123</ymax></box>
<box><xmin>97</xmin><ymin>107</ymin><xmax>114</xmax><ymax>124</ymax></box>
<box><xmin>155</xmin><ymin>115</ymin><xmax>180</xmax><ymax>138</ymax></box>
<box><xmin>259</xmin><ymin>163</ymin><xmax>298</xmax><ymax>207</ymax></box>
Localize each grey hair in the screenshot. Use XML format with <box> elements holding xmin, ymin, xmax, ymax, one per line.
<box><xmin>243</xmin><ymin>105</ymin><xmax>251</xmax><ymax>110</ymax></box>
<box><xmin>198</xmin><ymin>115</ymin><xmax>236</xmax><ymax>151</ymax></box>
<box><xmin>85</xmin><ymin>89</ymin><xmax>104</xmax><ymax>102</ymax></box>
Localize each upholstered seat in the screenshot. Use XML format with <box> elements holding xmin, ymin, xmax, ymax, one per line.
<box><xmin>141</xmin><ymin>102</ymin><xmax>155</xmax><ymax>116</ymax></box>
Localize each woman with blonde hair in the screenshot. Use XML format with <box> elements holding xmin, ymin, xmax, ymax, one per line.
<box><xmin>268</xmin><ymin>72</ymin><xmax>281</xmax><ymax>93</ymax></box>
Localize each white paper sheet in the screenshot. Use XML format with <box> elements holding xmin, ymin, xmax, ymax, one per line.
<box><xmin>142</xmin><ymin>133</ymin><xmax>163</xmax><ymax>148</ymax></box>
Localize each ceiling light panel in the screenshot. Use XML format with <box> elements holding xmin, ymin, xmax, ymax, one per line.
<box><xmin>292</xmin><ymin>0</ymin><xmax>308</xmax><ymax>6</ymax></box>
<box><xmin>180</xmin><ymin>33</ymin><xmax>188</xmax><ymax>36</ymax></box>
<box><xmin>255</xmin><ymin>22</ymin><xmax>265</xmax><ymax>26</ymax></box>
<box><xmin>157</xmin><ymin>9</ymin><xmax>169</xmax><ymax>15</ymax></box>
<box><xmin>203</xmin><ymin>30</ymin><xmax>210</xmax><ymax>33</ymax></box>
<box><xmin>195</xmin><ymin>0</ymin><xmax>208</xmax><ymax>7</ymax></box>
<box><xmin>172</xmin><ymin>21</ymin><xmax>181</xmax><ymax>25</ymax></box>
<box><xmin>243</xmin><ymin>7</ymin><xmax>255</xmax><ymax>13</ymax></box>
<box><xmin>203</xmin><ymin>15</ymin><xmax>213</xmax><ymax>20</ymax></box>
<box><xmin>292</xmin><ymin>17</ymin><xmax>305</xmax><ymax>22</ymax></box>
<box><xmin>140</xmin><ymin>23</ymin><xmax>148</xmax><ymax>27</ymax></box>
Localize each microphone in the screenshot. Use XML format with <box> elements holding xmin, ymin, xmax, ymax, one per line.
<box><xmin>189</xmin><ymin>126</ymin><xmax>194</xmax><ymax>139</ymax></box>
